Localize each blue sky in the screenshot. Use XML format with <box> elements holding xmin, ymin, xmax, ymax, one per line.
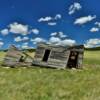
<box><xmin>0</xmin><ymin>0</ymin><xmax>100</xmax><ymax>49</ymax></box>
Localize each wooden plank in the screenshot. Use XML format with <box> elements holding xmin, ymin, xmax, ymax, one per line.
<box><xmin>5</xmin><ymin>54</ymin><xmax>21</xmax><ymax>59</ymax></box>
<box><xmin>77</xmin><ymin>53</ymin><xmax>84</xmax><ymax>68</ymax></box>
<box><xmin>7</xmin><ymin>51</ymin><xmax>22</xmax><ymax>56</ymax></box>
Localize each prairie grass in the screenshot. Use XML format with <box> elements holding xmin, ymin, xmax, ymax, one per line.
<box><xmin>0</xmin><ymin>50</ymin><xmax>99</xmax><ymax>100</ymax></box>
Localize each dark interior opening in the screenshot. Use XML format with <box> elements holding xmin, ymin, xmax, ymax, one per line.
<box><xmin>67</xmin><ymin>51</ymin><xmax>79</xmax><ymax>68</ymax></box>
<box><xmin>19</xmin><ymin>56</ymin><xmax>25</xmax><ymax>62</ymax></box>
<box><xmin>42</xmin><ymin>49</ymin><xmax>51</xmax><ymax>62</ymax></box>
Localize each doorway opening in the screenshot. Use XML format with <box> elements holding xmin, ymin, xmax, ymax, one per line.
<box><xmin>42</xmin><ymin>49</ymin><xmax>51</xmax><ymax>62</ymax></box>
<box><xmin>67</xmin><ymin>51</ymin><xmax>79</xmax><ymax>68</ymax></box>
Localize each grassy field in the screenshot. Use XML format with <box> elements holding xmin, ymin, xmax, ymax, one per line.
<box><xmin>83</xmin><ymin>50</ymin><xmax>100</xmax><ymax>65</ymax></box>
<box><xmin>0</xmin><ymin>50</ymin><xmax>100</xmax><ymax>100</ymax></box>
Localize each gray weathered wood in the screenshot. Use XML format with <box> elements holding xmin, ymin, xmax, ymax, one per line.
<box><xmin>3</xmin><ymin>45</ymin><xmax>33</xmax><ymax>67</ymax></box>
<box><xmin>33</xmin><ymin>43</ymin><xmax>84</xmax><ymax>69</ymax></box>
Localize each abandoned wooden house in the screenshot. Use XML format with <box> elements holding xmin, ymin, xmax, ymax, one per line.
<box><xmin>32</xmin><ymin>43</ymin><xmax>84</xmax><ymax>69</ymax></box>
<box><xmin>3</xmin><ymin>45</ymin><xmax>33</xmax><ymax>67</ymax></box>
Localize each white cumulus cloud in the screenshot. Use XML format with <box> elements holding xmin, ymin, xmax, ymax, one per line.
<box><xmin>9</xmin><ymin>22</ymin><xmax>29</xmax><ymax>35</ymax></box>
<box><xmin>0</xmin><ymin>22</ymin><xmax>41</xmax><ymax>36</ymax></box>
<box><xmin>74</xmin><ymin>15</ymin><xmax>96</xmax><ymax>25</ymax></box>
<box><xmin>1</xmin><ymin>29</ymin><xmax>9</xmax><ymax>35</ymax></box>
<box><xmin>14</xmin><ymin>36</ymin><xmax>29</xmax><ymax>42</ymax></box>
<box><xmin>50</xmin><ymin>32</ymin><xmax>67</xmax><ymax>38</ymax></box>
<box><xmin>60</xmin><ymin>39</ymin><xmax>76</xmax><ymax>46</ymax></box>
<box><xmin>38</xmin><ymin>14</ymin><xmax>62</xmax><ymax>25</ymax></box>
<box><xmin>69</xmin><ymin>2</ymin><xmax>82</xmax><ymax>15</ymax></box>
<box><xmin>55</xmin><ymin>14</ymin><xmax>62</xmax><ymax>20</ymax></box>
<box><xmin>51</xmin><ymin>32</ymin><xmax>58</xmax><ymax>36</ymax></box>
<box><xmin>49</xmin><ymin>37</ymin><xmax>61</xmax><ymax>44</ymax></box>
<box><xmin>38</xmin><ymin>17</ymin><xmax>52</xmax><ymax>22</ymax></box>
<box><xmin>84</xmin><ymin>38</ymin><xmax>100</xmax><ymax>48</ymax></box>
<box><xmin>14</xmin><ymin>36</ymin><xmax>22</xmax><ymax>42</ymax></box>
<box><xmin>90</xmin><ymin>21</ymin><xmax>100</xmax><ymax>33</ymax></box>
<box><xmin>49</xmin><ymin>37</ymin><xmax>76</xmax><ymax>46</ymax></box>
<box><xmin>22</xmin><ymin>37</ymin><xmax>29</xmax><ymax>41</ymax></box>
<box><xmin>95</xmin><ymin>22</ymin><xmax>100</xmax><ymax>27</ymax></box>
<box><xmin>90</xmin><ymin>27</ymin><xmax>99</xmax><ymax>32</ymax></box>
<box><xmin>59</xmin><ymin>32</ymin><xmax>67</xmax><ymax>38</ymax></box>
<box><xmin>48</xmin><ymin>22</ymin><xmax>57</xmax><ymax>26</ymax></box>
<box><xmin>31</xmin><ymin>29</ymin><xmax>39</xmax><ymax>35</ymax></box>
<box><xmin>31</xmin><ymin>37</ymin><xmax>46</xmax><ymax>44</ymax></box>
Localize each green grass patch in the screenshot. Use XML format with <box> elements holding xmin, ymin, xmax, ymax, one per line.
<box><xmin>0</xmin><ymin>50</ymin><xmax>99</xmax><ymax>100</ymax></box>
<box><xmin>84</xmin><ymin>50</ymin><xmax>100</xmax><ymax>65</ymax></box>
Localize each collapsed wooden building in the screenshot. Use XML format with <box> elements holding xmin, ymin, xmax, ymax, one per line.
<box><xmin>3</xmin><ymin>43</ymin><xmax>84</xmax><ymax>69</ymax></box>
<box><xmin>33</xmin><ymin>43</ymin><xmax>84</xmax><ymax>69</ymax></box>
<box><xmin>3</xmin><ymin>45</ymin><xmax>33</xmax><ymax>67</ymax></box>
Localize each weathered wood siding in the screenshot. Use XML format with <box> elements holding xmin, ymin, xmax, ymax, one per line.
<box><xmin>33</xmin><ymin>45</ymin><xmax>70</xmax><ymax>69</ymax></box>
<box><xmin>3</xmin><ymin>45</ymin><xmax>22</xmax><ymax>66</ymax></box>
<box><xmin>3</xmin><ymin>45</ymin><xmax>33</xmax><ymax>67</ymax></box>
<box><xmin>77</xmin><ymin>51</ymin><xmax>84</xmax><ymax>68</ymax></box>
<box><xmin>33</xmin><ymin>43</ymin><xmax>84</xmax><ymax>69</ymax></box>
